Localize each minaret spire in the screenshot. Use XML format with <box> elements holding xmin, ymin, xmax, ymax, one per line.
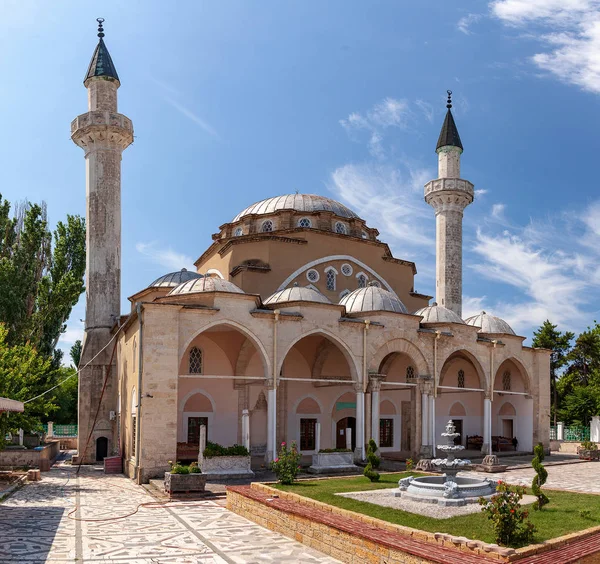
<box><xmin>71</xmin><ymin>19</ymin><xmax>133</xmax><ymax>463</ymax></box>
<box><xmin>424</xmin><ymin>91</ymin><xmax>474</xmax><ymax>318</ymax></box>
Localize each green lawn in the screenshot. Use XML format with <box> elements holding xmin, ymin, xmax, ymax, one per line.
<box><xmin>273</xmin><ymin>473</ymin><xmax>600</xmax><ymax>545</ymax></box>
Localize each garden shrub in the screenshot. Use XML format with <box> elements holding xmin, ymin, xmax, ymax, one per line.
<box><xmin>189</xmin><ymin>461</ymin><xmax>201</xmax><ymax>473</ymax></box>
<box><xmin>406</xmin><ymin>458</ymin><xmax>414</xmax><ymax>472</ymax></box>
<box><xmin>364</xmin><ymin>439</ymin><xmax>380</xmax><ymax>482</ymax></box>
<box><xmin>203</xmin><ymin>441</ymin><xmax>250</xmax><ymax>458</ymax></box>
<box><xmin>531</xmin><ymin>442</ymin><xmax>549</xmax><ymax>510</ymax></box>
<box><xmin>479</xmin><ymin>481</ymin><xmax>536</xmax><ymax>547</ymax></box>
<box><xmin>271</xmin><ymin>441</ymin><xmax>302</xmax><ymax>485</ymax></box>
<box><xmin>581</xmin><ymin>440</ymin><xmax>598</xmax><ymax>451</ymax></box>
<box><xmin>168</xmin><ymin>461</ymin><xmax>190</xmax><ymax>474</ymax></box>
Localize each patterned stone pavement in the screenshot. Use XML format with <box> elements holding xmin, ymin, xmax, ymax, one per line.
<box><xmin>460</xmin><ymin>460</ymin><xmax>600</xmax><ymax>494</ymax></box>
<box><xmin>0</xmin><ymin>463</ymin><xmax>340</xmax><ymax>563</ymax></box>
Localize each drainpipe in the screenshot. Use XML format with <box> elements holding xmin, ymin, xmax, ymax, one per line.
<box><xmin>431</xmin><ymin>330</ymin><xmax>441</xmax><ymax>457</ymax></box>
<box><xmin>488</xmin><ymin>340</ymin><xmax>497</xmax><ymax>457</ymax></box>
<box><xmin>134</xmin><ymin>303</ymin><xmax>144</xmax><ymax>483</ymax></box>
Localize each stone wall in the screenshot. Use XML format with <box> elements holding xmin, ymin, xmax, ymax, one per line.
<box><xmin>0</xmin><ymin>441</ymin><xmax>60</xmax><ymax>471</ymax></box>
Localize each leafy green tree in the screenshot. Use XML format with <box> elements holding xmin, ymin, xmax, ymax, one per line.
<box><xmin>0</xmin><ymin>195</ymin><xmax>85</xmax><ymax>353</ymax></box>
<box><xmin>566</xmin><ymin>325</ymin><xmax>600</xmax><ymax>386</ymax></box>
<box><xmin>0</xmin><ymin>325</ymin><xmax>58</xmax><ymax>446</ymax></box>
<box><xmin>70</xmin><ymin>340</ymin><xmax>82</xmax><ymax>369</ymax></box>
<box><xmin>558</xmin><ymin>386</ymin><xmax>599</xmax><ymax>426</ymax></box>
<box><xmin>532</xmin><ymin>321</ymin><xmax>574</xmax><ymax>426</ymax></box>
<box><xmin>51</xmin><ymin>367</ymin><xmax>78</xmax><ymax>424</ymax></box>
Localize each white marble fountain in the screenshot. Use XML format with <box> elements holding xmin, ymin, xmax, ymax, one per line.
<box><xmin>396</xmin><ymin>420</ymin><xmax>498</xmax><ymax>506</ymax></box>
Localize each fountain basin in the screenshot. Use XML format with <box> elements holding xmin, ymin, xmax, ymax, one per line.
<box><xmin>396</xmin><ymin>475</ymin><xmax>498</xmax><ymax>506</ymax></box>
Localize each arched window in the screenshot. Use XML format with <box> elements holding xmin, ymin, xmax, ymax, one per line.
<box><xmin>357</xmin><ymin>273</ymin><xmax>367</xmax><ymax>288</ymax></box>
<box><xmin>261</xmin><ymin>220</ymin><xmax>274</xmax><ymax>233</ymax></box>
<box><xmin>406</xmin><ymin>366</ymin><xmax>415</xmax><ymax>380</ymax></box>
<box><xmin>325</xmin><ymin>268</ymin><xmax>336</xmax><ymax>291</ymax></box>
<box><xmin>458</xmin><ymin>369</ymin><xmax>465</xmax><ymax>388</ymax></box>
<box><xmin>339</xmin><ymin>289</ymin><xmax>350</xmax><ymax>299</ymax></box>
<box><xmin>189</xmin><ymin>347</ymin><xmax>203</xmax><ymax>374</ymax></box>
<box><xmin>298</xmin><ymin>217</ymin><xmax>312</xmax><ymax>228</ymax></box>
<box><xmin>234</xmin><ymin>227</ymin><xmax>243</xmax><ymax>236</ymax></box>
<box><xmin>335</xmin><ymin>222</ymin><xmax>347</xmax><ymax>234</ymax></box>
<box><xmin>502</xmin><ymin>371</ymin><xmax>511</xmax><ymax>391</ymax></box>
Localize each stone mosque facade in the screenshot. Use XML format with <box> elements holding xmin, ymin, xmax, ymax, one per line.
<box><xmin>73</xmin><ymin>24</ymin><xmax>551</xmax><ymax>481</ymax></box>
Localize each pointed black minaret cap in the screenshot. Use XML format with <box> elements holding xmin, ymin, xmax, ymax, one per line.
<box><xmin>84</xmin><ymin>18</ymin><xmax>120</xmax><ymax>84</ymax></box>
<box><xmin>436</xmin><ymin>90</ymin><xmax>463</xmax><ymax>151</ymax></box>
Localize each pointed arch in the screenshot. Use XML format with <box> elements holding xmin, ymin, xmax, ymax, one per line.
<box><xmin>495</xmin><ymin>357</ymin><xmax>532</xmax><ymax>395</ymax></box>
<box><xmin>439</xmin><ymin>348</ymin><xmax>487</xmax><ymax>390</ymax></box>
<box><xmin>368</xmin><ymin>337</ymin><xmax>429</xmax><ymax>377</ymax></box>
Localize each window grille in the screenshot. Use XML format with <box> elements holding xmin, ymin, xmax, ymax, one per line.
<box><xmin>326</xmin><ymin>269</ymin><xmax>336</xmax><ymax>291</ymax></box>
<box><xmin>458</xmin><ymin>369</ymin><xmax>465</xmax><ymax>388</ymax></box>
<box><xmin>357</xmin><ymin>274</ymin><xmax>367</xmax><ymax>288</ymax></box>
<box><xmin>261</xmin><ymin>220</ymin><xmax>273</xmax><ymax>232</ymax></box>
<box><xmin>300</xmin><ymin>418</ymin><xmax>317</xmax><ymax>450</ymax></box>
<box><xmin>406</xmin><ymin>366</ymin><xmax>415</xmax><ymax>380</ymax></box>
<box><xmin>234</xmin><ymin>227</ymin><xmax>243</xmax><ymax>236</ymax></box>
<box><xmin>189</xmin><ymin>347</ymin><xmax>203</xmax><ymax>374</ymax></box>
<box><xmin>335</xmin><ymin>222</ymin><xmax>347</xmax><ymax>234</ymax></box>
<box><xmin>341</xmin><ymin>263</ymin><xmax>353</xmax><ymax>276</ymax></box>
<box><xmin>306</xmin><ymin>269</ymin><xmax>319</xmax><ymax>282</ymax></box>
<box><xmin>380</xmin><ymin>419</ymin><xmax>394</xmax><ymax>448</ymax></box>
<box><xmin>502</xmin><ymin>371</ymin><xmax>511</xmax><ymax>391</ymax></box>
<box><xmin>298</xmin><ymin>217</ymin><xmax>312</xmax><ymax>228</ymax></box>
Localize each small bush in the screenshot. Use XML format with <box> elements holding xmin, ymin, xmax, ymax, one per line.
<box><xmin>318</xmin><ymin>448</ymin><xmax>352</xmax><ymax>453</ymax></box>
<box><xmin>581</xmin><ymin>440</ymin><xmax>598</xmax><ymax>451</ymax></box>
<box><xmin>168</xmin><ymin>460</ymin><xmax>200</xmax><ymax>474</ymax></box>
<box><xmin>406</xmin><ymin>458</ymin><xmax>414</xmax><ymax>472</ymax></box>
<box><xmin>203</xmin><ymin>441</ymin><xmax>250</xmax><ymax>458</ymax></box>
<box><xmin>531</xmin><ymin>442</ymin><xmax>549</xmax><ymax>511</ymax></box>
<box><xmin>479</xmin><ymin>481</ymin><xmax>536</xmax><ymax>547</ymax></box>
<box><xmin>271</xmin><ymin>441</ymin><xmax>302</xmax><ymax>485</ymax></box>
<box><xmin>364</xmin><ymin>439</ymin><xmax>380</xmax><ymax>482</ymax></box>
<box><xmin>189</xmin><ymin>462</ymin><xmax>201</xmax><ymax>474</ymax></box>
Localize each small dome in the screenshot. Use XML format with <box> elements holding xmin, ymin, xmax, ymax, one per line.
<box><xmin>232</xmin><ymin>194</ymin><xmax>359</xmax><ymax>222</ymax></box>
<box><xmin>465</xmin><ymin>311</ymin><xmax>515</xmax><ymax>335</ymax></box>
<box><xmin>264</xmin><ymin>285</ymin><xmax>331</xmax><ymax>305</ymax></box>
<box><xmin>149</xmin><ymin>268</ymin><xmax>203</xmax><ymax>288</ymax></box>
<box><xmin>414</xmin><ymin>303</ymin><xmax>464</xmax><ymax>325</ymax></box>
<box><xmin>340</xmin><ymin>284</ymin><xmax>407</xmax><ymax>314</ymax></box>
<box><xmin>168</xmin><ymin>277</ymin><xmax>244</xmax><ymax>296</ymax></box>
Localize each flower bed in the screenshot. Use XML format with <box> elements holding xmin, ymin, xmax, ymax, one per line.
<box><xmin>164</xmin><ymin>472</ymin><xmax>207</xmax><ymax>494</ymax></box>
<box><xmin>200</xmin><ymin>442</ymin><xmax>253</xmax><ymax>480</ymax></box>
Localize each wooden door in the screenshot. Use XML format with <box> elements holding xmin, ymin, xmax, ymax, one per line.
<box><xmin>336</xmin><ymin>417</ymin><xmax>356</xmax><ymax>450</ymax></box>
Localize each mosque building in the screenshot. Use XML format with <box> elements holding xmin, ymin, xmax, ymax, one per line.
<box><xmin>72</xmin><ymin>21</ymin><xmax>550</xmax><ymax>481</ymax></box>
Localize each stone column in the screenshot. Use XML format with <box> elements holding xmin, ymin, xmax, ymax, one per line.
<box><xmin>267</xmin><ymin>387</ymin><xmax>277</xmax><ymax>462</ymax></box>
<box><xmin>557</xmin><ymin>421</ymin><xmax>564</xmax><ymax>441</ymax></box>
<box><xmin>365</xmin><ymin>391</ymin><xmax>372</xmax><ymax>445</ymax></box>
<box><xmin>355</xmin><ymin>383</ymin><xmax>365</xmax><ymax>461</ymax></box>
<box><xmin>198</xmin><ymin>425</ymin><xmax>206</xmax><ymax>466</ymax></box>
<box><xmin>483</xmin><ymin>396</ymin><xmax>492</xmax><ymax>454</ymax></box>
<box><xmin>345</xmin><ymin>427</ymin><xmax>352</xmax><ymax>451</ymax></box>
<box><xmin>18</xmin><ymin>429</ymin><xmax>24</xmax><ymax>446</ymax></box>
<box><xmin>421</xmin><ymin>393</ymin><xmax>429</xmax><ymax>446</ymax></box>
<box><xmin>47</xmin><ymin>422</ymin><xmax>54</xmax><ymax>438</ymax></box>
<box><xmin>241</xmin><ymin>409</ymin><xmax>250</xmax><ymax>451</ymax></box>
<box><xmin>315</xmin><ymin>422</ymin><xmax>321</xmax><ymax>453</ymax></box>
<box><xmin>370</xmin><ymin>376</ymin><xmax>383</xmax><ymax>443</ymax></box>
<box><xmin>429</xmin><ymin>395</ymin><xmax>436</xmax><ymax>456</ymax></box>
<box><xmin>590</xmin><ymin>417</ymin><xmax>600</xmax><ymax>443</ymax></box>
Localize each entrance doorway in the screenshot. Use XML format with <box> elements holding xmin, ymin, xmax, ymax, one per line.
<box><xmin>96</xmin><ymin>436</ymin><xmax>108</xmax><ymax>461</ymax></box>
<box><xmin>336</xmin><ymin>417</ymin><xmax>356</xmax><ymax>450</ymax></box>
<box><xmin>502</xmin><ymin>419</ymin><xmax>514</xmax><ymax>438</ymax></box>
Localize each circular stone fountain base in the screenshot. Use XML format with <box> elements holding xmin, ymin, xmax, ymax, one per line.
<box><xmin>396</xmin><ymin>475</ymin><xmax>498</xmax><ymax>506</ymax></box>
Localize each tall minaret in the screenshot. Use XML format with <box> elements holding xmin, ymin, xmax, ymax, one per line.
<box><xmin>424</xmin><ymin>91</ymin><xmax>474</xmax><ymax>318</ymax></box>
<box><xmin>71</xmin><ymin>19</ymin><xmax>133</xmax><ymax>463</ymax></box>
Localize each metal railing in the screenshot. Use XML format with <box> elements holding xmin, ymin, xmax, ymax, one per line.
<box><xmin>42</xmin><ymin>424</ymin><xmax>78</xmax><ymax>437</ymax></box>
<box><xmin>564</xmin><ymin>426</ymin><xmax>590</xmax><ymax>442</ymax></box>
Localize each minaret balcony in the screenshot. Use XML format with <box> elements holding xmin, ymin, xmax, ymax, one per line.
<box><xmin>71</xmin><ymin>111</ymin><xmax>133</xmax><ymax>151</ymax></box>
<box><xmin>424</xmin><ymin>178</ymin><xmax>474</xmax><ymax>199</ymax></box>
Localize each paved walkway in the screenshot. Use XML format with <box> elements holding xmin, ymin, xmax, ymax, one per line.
<box><xmin>461</xmin><ymin>460</ymin><xmax>600</xmax><ymax>493</ymax></box>
<box><xmin>0</xmin><ymin>463</ymin><xmax>340</xmax><ymax>563</ymax></box>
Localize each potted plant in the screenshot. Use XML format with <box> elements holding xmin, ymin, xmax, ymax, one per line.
<box><xmin>577</xmin><ymin>440</ymin><xmax>599</xmax><ymax>460</ymax></box>
<box><xmin>308</xmin><ymin>448</ymin><xmax>358</xmax><ymax>474</ymax></box>
<box><xmin>200</xmin><ymin>442</ymin><xmax>254</xmax><ymax>478</ymax></box>
<box><xmin>164</xmin><ymin>461</ymin><xmax>206</xmax><ymax>495</ymax></box>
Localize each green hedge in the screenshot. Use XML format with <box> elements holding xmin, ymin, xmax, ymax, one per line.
<box><xmin>203</xmin><ymin>441</ymin><xmax>250</xmax><ymax>458</ymax></box>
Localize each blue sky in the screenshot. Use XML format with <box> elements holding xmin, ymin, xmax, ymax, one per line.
<box><xmin>2</xmin><ymin>1</ymin><xmax>600</xmax><ymax>359</ymax></box>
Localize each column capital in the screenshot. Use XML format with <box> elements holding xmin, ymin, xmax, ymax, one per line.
<box><xmin>353</xmin><ymin>382</ymin><xmax>364</xmax><ymax>394</ymax></box>
<box><xmin>368</xmin><ymin>373</ymin><xmax>385</xmax><ymax>393</ymax></box>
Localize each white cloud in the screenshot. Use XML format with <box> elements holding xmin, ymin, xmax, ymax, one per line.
<box><xmin>475</xmin><ymin>189</ymin><xmax>489</xmax><ymax>196</ymax></box>
<box><xmin>340</xmin><ymin>97</ymin><xmax>411</xmax><ymax>158</ymax></box>
<box><xmin>415</xmin><ymin>99</ymin><xmax>434</xmax><ymax>122</ymax></box>
<box><xmin>136</xmin><ymin>242</ymin><xmax>195</xmax><ymax>271</ymax></box>
<box><xmin>491</xmin><ymin>0</ymin><xmax>600</xmax><ymax>93</ymax></box>
<box><xmin>457</xmin><ymin>13</ymin><xmax>483</xmax><ymax>35</ymax></box>
<box><xmin>491</xmin><ymin>203</ymin><xmax>506</xmax><ymax>219</ymax></box>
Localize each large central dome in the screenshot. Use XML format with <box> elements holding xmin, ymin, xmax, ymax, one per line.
<box><xmin>232</xmin><ymin>194</ymin><xmax>359</xmax><ymax>222</ymax></box>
